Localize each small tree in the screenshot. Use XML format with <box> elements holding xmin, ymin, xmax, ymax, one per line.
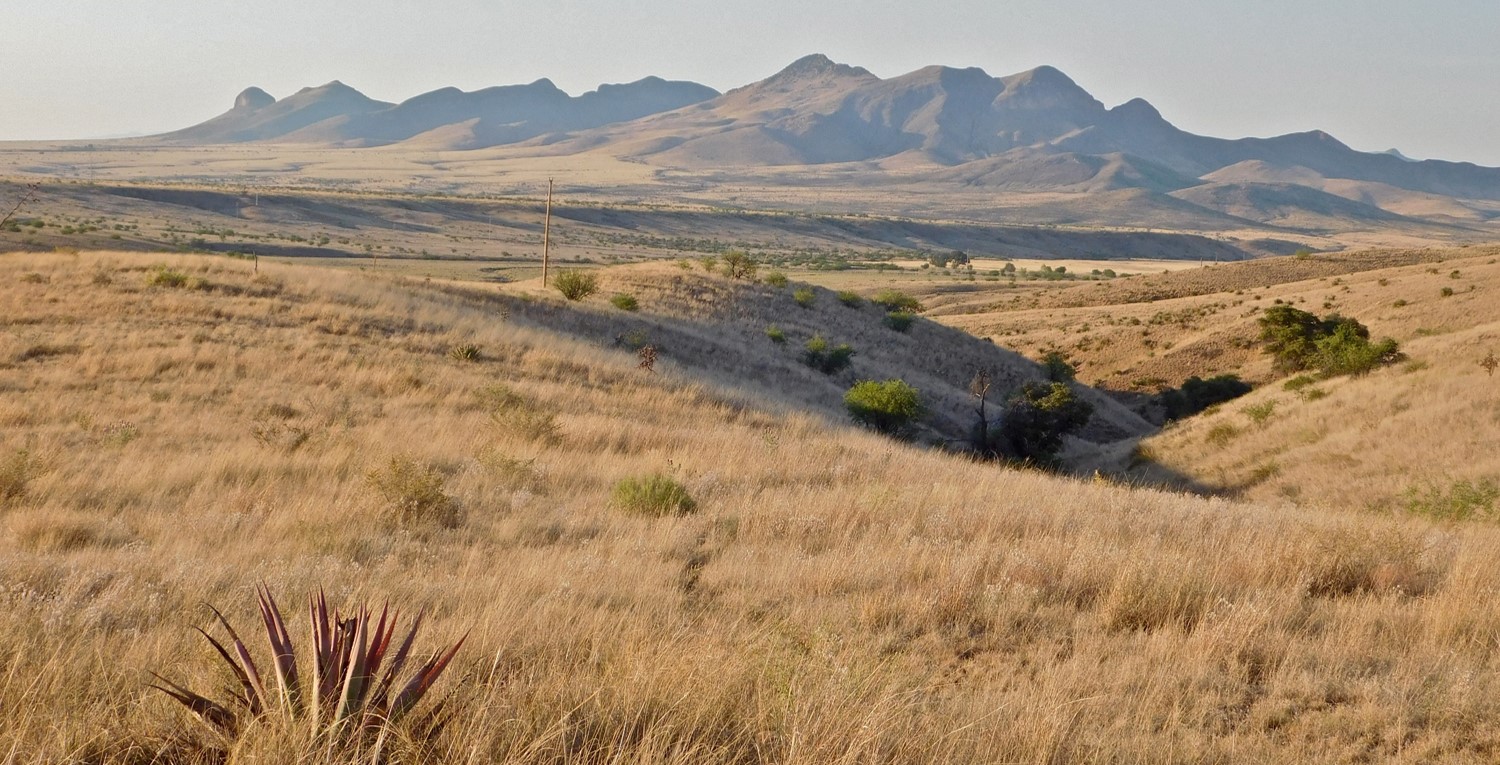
<box><xmin>553</xmin><ymin>269</ymin><xmax>598</xmax><ymax>301</ymax></box>
<box><xmin>996</xmin><ymin>383</ymin><xmax>1093</xmax><ymax>466</ymax></box>
<box><xmin>969</xmin><ymin>370</ymin><xmax>993</xmax><ymax>453</ymax></box>
<box><xmin>845</xmin><ymin>379</ymin><xmax>922</xmax><ymax>435</ymax></box>
<box><xmin>721</xmin><ymin>251</ymin><xmax>758</xmax><ymax>280</ymax></box>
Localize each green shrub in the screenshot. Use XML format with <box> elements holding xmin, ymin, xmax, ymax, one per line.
<box><xmin>844</xmin><ymin>379</ymin><xmax>922</xmax><ymax>434</ymax></box>
<box><xmin>1404</xmin><ymin>478</ymin><xmax>1500</xmax><ymax>521</ymax></box>
<box><xmin>765</xmin><ymin>325</ymin><xmax>786</xmax><ymax>344</ymax></box>
<box><xmin>612</xmin><ymin>474</ymin><xmax>696</xmax><ymax>516</ymax></box>
<box><xmin>763</xmin><ymin>271</ymin><xmax>789</xmax><ymax>288</ymax></box>
<box><xmin>1282</xmin><ymin>375</ymin><xmax>1317</xmax><ymax>392</ymax></box>
<box><xmin>1441</xmin><ymin>287</ymin><xmax>1455</xmax><ymax>298</ymax></box>
<box><xmin>995</xmin><ymin>382</ymin><xmax>1093</xmax><ymax>465</ymax></box>
<box><xmin>872</xmin><ymin>289</ymin><xmax>923</xmax><ymax>313</ymax></box>
<box><xmin>720</xmin><ymin>252</ymin><xmax>758</xmax><ymax>280</ymax></box>
<box><xmin>1040</xmin><ymin>351</ymin><xmax>1076</xmax><ymax>383</ymax></box>
<box><xmin>793</xmin><ymin>287</ymin><xmax>816</xmax><ymax>308</ymax></box>
<box><xmin>1257</xmin><ymin>305</ymin><xmax>1400</xmax><ymax>377</ymax></box>
<box><xmin>1242</xmin><ymin>401</ymin><xmax>1277</xmax><ymax>426</ymax></box>
<box><xmin>365</xmin><ymin>456</ymin><xmax>457</xmax><ymax>527</ymax></box>
<box><xmin>883</xmin><ymin>311</ymin><xmax>915</xmax><ymax>332</ymax></box>
<box><xmin>552</xmin><ymin>269</ymin><xmax>598</xmax><ymax>301</ymax></box>
<box><xmin>698</xmin><ymin>256</ymin><xmax>717</xmax><ymax>273</ymax></box>
<box><xmin>610</xmin><ymin>293</ymin><xmax>639</xmax><ymax>311</ymax></box>
<box><xmin>802</xmin><ymin>334</ymin><xmax>855</xmax><ymax>374</ymax></box>
<box><xmin>836</xmin><ymin>290</ymin><xmax>863</xmax><ymax>308</ymax></box>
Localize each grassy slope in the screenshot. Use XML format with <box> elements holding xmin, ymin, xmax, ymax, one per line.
<box><xmin>1126</xmin><ymin>252</ymin><xmax>1500</xmax><ymax>510</ymax></box>
<box><xmin>933</xmin><ymin>246</ymin><xmax>1500</xmax><ymax>395</ymax></box>
<box><xmin>3</xmin><ymin>252</ymin><xmax>1500</xmax><ymax>762</ymax></box>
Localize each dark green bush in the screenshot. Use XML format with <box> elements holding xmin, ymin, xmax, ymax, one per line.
<box><xmin>803</xmin><ymin>334</ymin><xmax>854</xmax><ymax>374</ymax></box>
<box><xmin>1257</xmin><ymin>305</ymin><xmax>1400</xmax><ymax>377</ymax></box>
<box><xmin>612</xmin><ymin>474</ymin><xmax>696</xmax><ymax>516</ymax></box>
<box><xmin>995</xmin><ymin>382</ymin><xmax>1093</xmax><ymax>465</ymax></box>
<box><xmin>763</xmin><ymin>271</ymin><xmax>789</xmax><ymax>288</ymax></box>
<box><xmin>793</xmin><ymin>288</ymin><xmax>816</xmax><ymax>308</ymax></box>
<box><xmin>836</xmin><ymin>290</ymin><xmax>863</xmax><ymax>308</ymax></box>
<box><xmin>883</xmin><ymin>311</ymin><xmax>915</xmax><ymax>332</ymax></box>
<box><xmin>1040</xmin><ymin>351</ymin><xmax>1076</xmax><ymax>383</ymax></box>
<box><xmin>610</xmin><ymin>293</ymin><xmax>639</xmax><ymax>311</ymax></box>
<box><xmin>765</xmin><ymin>325</ymin><xmax>786</xmax><ymax>344</ymax></box>
<box><xmin>844</xmin><ymin>379</ymin><xmax>922</xmax><ymax>435</ymax></box>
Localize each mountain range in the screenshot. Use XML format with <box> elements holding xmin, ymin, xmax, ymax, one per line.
<box><xmin>146</xmin><ymin>54</ymin><xmax>1500</xmax><ymax>233</ymax></box>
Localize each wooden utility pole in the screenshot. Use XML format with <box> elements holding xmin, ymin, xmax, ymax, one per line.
<box><xmin>541</xmin><ymin>178</ymin><xmax>554</xmax><ymax>286</ymax></box>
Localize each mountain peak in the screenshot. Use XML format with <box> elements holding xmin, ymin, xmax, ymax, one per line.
<box><xmin>234</xmin><ymin>87</ymin><xmax>275</xmax><ymax>111</ymax></box>
<box><xmin>1112</xmin><ymin>97</ymin><xmax>1164</xmax><ymax>122</ymax></box>
<box><xmin>771</xmin><ymin>54</ymin><xmax>874</xmax><ymax>82</ymax></box>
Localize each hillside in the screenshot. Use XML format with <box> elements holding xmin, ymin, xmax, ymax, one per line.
<box><xmin>7</xmin><ymin>250</ymin><xmax>1500</xmax><ymax>763</ymax></box>
<box><xmin>932</xmin><ymin>246</ymin><xmax>1499</xmax><ymax>395</ymax></box>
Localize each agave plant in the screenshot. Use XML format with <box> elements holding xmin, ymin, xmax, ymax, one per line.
<box><xmin>152</xmin><ymin>586</ymin><xmax>466</xmax><ymax>749</ymax></box>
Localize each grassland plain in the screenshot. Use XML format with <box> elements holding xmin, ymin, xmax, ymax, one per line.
<box><xmin>4</xmin><ymin>252</ymin><xmax>1500</xmax><ymax>763</ymax></box>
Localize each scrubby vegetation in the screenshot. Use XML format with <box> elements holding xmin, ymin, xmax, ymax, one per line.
<box><xmin>609</xmin><ymin>293</ymin><xmax>639</xmax><ymax>311</ymax></box>
<box><xmin>801</xmin><ymin>334</ymin><xmax>855</xmax><ymax>374</ymax></box>
<box><xmin>871</xmin><ymin>288</ymin><xmax>923</xmax><ymax>313</ymax></box>
<box><xmin>552</xmin><ymin>269</ymin><xmax>598</xmax><ymax>301</ymax></box>
<box><xmin>610</xmin><ymin>473</ymin><xmax>696</xmax><ymax>516</ymax></box>
<box><xmin>844</xmin><ymin>379</ymin><xmax>922</xmax><ymax>435</ymax></box>
<box><xmin>993</xmin><ymin>382</ymin><xmax>1093</xmax><ymax>465</ymax></box>
<box><xmin>1257</xmin><ymin>305</ymin><xmax>1402</xmax><ymax>377</ymax></box>
<box><xmin>882</xmin><ymin>311</ymin><xmax>915</xmax><ymax>332</ymax></box>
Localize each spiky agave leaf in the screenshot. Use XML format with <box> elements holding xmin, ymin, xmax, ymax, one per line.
<box><xmin>389</xmin><ymin>632</ymin><xmax>468</xmax><ymax>720</ymax></box>
<box><xmin>155</xmin><ymin>587</ymin><xmax>465</xmax><ymax>748</ymax></box>
<box><xmin>205</xmin><ymin>604</ymin><xmax>268</xmax><ymax>717</ymax></box>
<box><xmin>256</xmin><ymin>584</ymin><xmax>302</xmax><ymax>715</ymax></box>
<box><xmin>150</xmin><ymin>673</ymin><xmax>237</xmax><ymax>732</ymax></box>
<box><xmin>365</xmin><ymin>608</ymin><xmax>425</xmax><ymax>722</ymax></box>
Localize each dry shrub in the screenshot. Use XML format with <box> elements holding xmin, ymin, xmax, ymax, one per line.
<box><xmin>365</xmin><ymin>455</ymin><xmax>458</xmax><ymax>527</ymax></box>
<box><xmin>0</xmin><ymin>448</ymin><xmax>46</xmax><ymax>504</ymax></box>
<box><xmin>1099</xmin><ymin>556</ymin><xmax>1216</xmax><ymax>632</ymax></box>
<box><xmin>1303</xmin><ymin>527</ymin><xmax>1437</xmax><ymax>598</ymax></box>
<box><xmin>480</xmin><ymin>384</ymin><xmax>560</xmax><ymax>444</ymax></box>
<box><xmin>14</xmin><ymin>517</ymin><xmax>129</xmax><ymax>553</ymax></box>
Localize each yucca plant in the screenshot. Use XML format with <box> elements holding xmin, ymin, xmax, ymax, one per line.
<box><xmin>152</xmin><ymin>586</ymin><xmax>466</xmax><ymax>754</ymax></box>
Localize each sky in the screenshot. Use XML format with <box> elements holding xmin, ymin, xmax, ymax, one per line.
<box><xmin>3</xmin><ymin>0</ymin><xmax>1498</xmax><ymax>166</ymax></box>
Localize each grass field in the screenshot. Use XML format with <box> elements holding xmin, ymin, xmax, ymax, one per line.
<box><xmin>4</xmin><ymin>250</ymin><xmax>1500</xmax><ymax>763</ymax></box>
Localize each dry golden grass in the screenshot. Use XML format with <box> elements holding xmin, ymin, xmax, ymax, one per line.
<box><xmin>936</xmin><ymin>245</ymin><xmax>1500</xmax><ymax>394</ymax></box>
<box><xmin>5</xmin><ymin>251</ymin><xmax>1500</xmax><ymax>762</ymax></box>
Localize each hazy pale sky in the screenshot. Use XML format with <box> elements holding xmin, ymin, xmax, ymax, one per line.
<box><xmin>4</xmin><ymin>0</ymin><xmax>1497</xmax><ymax>166</ymax></box>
